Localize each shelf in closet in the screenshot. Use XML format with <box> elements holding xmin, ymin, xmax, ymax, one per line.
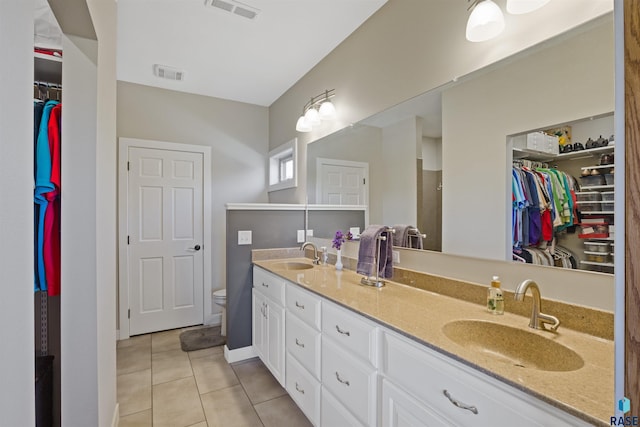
<box><xmin>581</xmin><ymin>260</ymin><xmax>615</xmax><ymax>268</ymax></box>
<box><xmin>580</xmin><ymin>185</ymin><xmax>614</xmax><ymax>191</ymax></box>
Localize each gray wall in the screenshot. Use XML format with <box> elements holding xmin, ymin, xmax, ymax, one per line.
<box><xmin>117</xmin><ymin>81</ymin><xmax>270</xmax><ymax>324</ymax></box>
<box><xmin>226</xmin><ymin>208</ymin><xmax>365</xmax><ymax>349</ymax></box>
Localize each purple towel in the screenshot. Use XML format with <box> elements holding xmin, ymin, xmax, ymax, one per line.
<box><xmin>357</xmin><ymin>225</ymin><xmax>393</xmax><ymax>279</ymax></box>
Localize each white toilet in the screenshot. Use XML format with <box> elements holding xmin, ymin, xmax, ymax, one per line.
<box><xmin>213</xmin><ymin>289</ymin><xmax>227</xmax><ymax>336</ymax></box>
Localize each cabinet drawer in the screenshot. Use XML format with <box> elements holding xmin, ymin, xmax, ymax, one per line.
<box><xmin>286</xmin><ymin>312</ymin><xmax>321</xmax><ymax>379</ymax></box>
<box><xmin>321</xmin><ymin>387</ymin><xmax>365</xmax><ymax>427</ymax></box>
<box><xmin>322</xmin><ymin>301</ymin><xmax>378</xmax><ymax>366</ymax></box>
<box><xmin>286</xmin><ymin>354</ymin><xmax>320</xmax><ymax>427</ymax></box>
<box><xmin>381</xmin><ymin>379</ymin><xmax>453</xmax><ymax>427</ymax></box>
<box><xmin>382</xmin><ymin>331</ymin><xmax>580</xmax><ymax>427</ymax></box>
<box><xmin>286</xmin><ymin>283</ymin><xmax>322</xmax><ymax>330</ymax></box>
<box><xmin>322</xmin><ymin>339</ymin><xmax>377</xmax><ymax>426</ymax></box>
<box><xmin>253</xmin><ymin>266</ymin><xmax>285</xmax><ymax>305</ymax></box>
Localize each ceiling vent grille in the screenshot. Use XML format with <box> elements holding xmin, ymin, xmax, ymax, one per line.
<box><xmin>206</xmin><ymin>0</ymin><xmax>260</xmax><ymax>20</ymax></box>
<box><xmin>153</xmin><ymin>64</ymin><xmax>185</xmax><ymax>81</ymax></box>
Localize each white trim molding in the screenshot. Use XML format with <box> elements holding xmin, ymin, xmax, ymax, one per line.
<box><xmin>117</xmin><ymin>137</ymin><xmax>212</xmax><ymax>340</ymax></box>
<box><xmin>224</xmin><ymin>345</ymin><xmax>257</xmax><ymax>364</ymax></box>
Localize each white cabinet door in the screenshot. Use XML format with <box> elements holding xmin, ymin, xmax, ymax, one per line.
<box><xmin>252</xmin><ymin>289</ymin><xmax>266</xmax><ymax>361</ymax></box>
<box><xmin>381</xmin><ymin>379</ymin><xmax>452</xmax><ymax>427</ymax></box>
<box><xmin>321</xmin><ymin>387</ymin><xmax>365</xmax><ymax>427</ymax></box>
<box><xmin>267</xmin><ymin>300</ymin><xmax>285</xmax><ymax>387</ymax></box>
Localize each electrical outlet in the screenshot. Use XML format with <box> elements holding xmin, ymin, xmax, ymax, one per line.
<box><xmin>392</xmin><ymin>250</ymin><xmax>400</xmax><ymax>264</ymax></box>
<box><xmin>238</xmin><ymin>230</ymin><xmax>252</xmax><ymax>245</ymax></box>
<box><xmin>297</xmin><ymin>230</ymin><xmax>305</xmax><ymax>243</ymax></box>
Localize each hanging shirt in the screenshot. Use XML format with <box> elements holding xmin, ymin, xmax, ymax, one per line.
<box><xmin>34</xmin><ymin>100</ymin><xmax>59</xmax><ymax>292</ymax></box>
<box><xmin>43</xmin><ymin>103</ymin><xmax>61</xmax><ymax>296</ymax></box>
<box><xmin>33</xmin><ymin>101</ymin><xmax>44</xmax><ymax>290</ymax></box>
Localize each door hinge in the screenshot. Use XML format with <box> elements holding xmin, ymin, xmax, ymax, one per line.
<box><xmin>128</xmin><ymin>309</ymin><xmax>130</xmax><ymax>319</ymax></box>
<box><xmin>127</xmin><ymin>235</ymin><xmax>130</xmax><ymax>245</ymax></box>
<box><xmin>127</xmin><ymin>161</ymin><xmax>130</xmax><ymax>171</ymax></box>
<box><xmin>363</xmin><ymin>178</ymin><xmax>366</xmax><ymax>184</ymax></box>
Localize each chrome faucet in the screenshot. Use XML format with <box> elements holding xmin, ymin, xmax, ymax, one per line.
<box><xmin>514</xmin><ymin>280</ymin><xmax>560</xmax><ymax>331</ymax></box>
<box><xmin>301</xmin><ymin>242</ymin><xmax>321</xmax><ymax>265</ymax></box>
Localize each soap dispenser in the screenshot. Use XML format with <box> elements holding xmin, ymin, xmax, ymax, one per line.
<box><xmin>487</xmin><ymin>276</ymin><xmax>504</xmax><ymax>315</ymax></box>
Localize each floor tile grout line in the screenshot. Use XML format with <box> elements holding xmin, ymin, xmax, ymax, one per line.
<box><xmin>232</xmin><ymin>366</ymin><xmax>267</xmax><ymax>427</ymax></box>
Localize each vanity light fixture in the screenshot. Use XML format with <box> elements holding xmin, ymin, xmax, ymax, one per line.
<box><xmin>506</xmin><ymin>0</ymin><xmax>551</xmax><ymax>15</ymax></box>
<box><xmin>295</xmin><ymin>89</ymin><xmax>336</xmax><ymax>133</ymax></box>
<box><xmin>466</xmin><ymin>0</ymin><xmax>552</xmax><ymax>42</ymax></box>
<box><xmin>466</xmin><ymin>0</ymin><xmax>505</xmax><ymax>43</ymax></box>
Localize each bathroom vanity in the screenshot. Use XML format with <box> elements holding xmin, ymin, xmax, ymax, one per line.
<box><xmin>251</xmin><ymin>258</ymin><xmax>613</xmax><ymax>427</ymax></box>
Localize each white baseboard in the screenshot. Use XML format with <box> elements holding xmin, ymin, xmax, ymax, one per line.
<box><xmin>111</xmin><ymin>403</ymin><xmax>119</xmax><ymax>427</ymax></box>
<box><xmin>205</xmin><ymin>313</ymin><xmax>222</xmax><ymax>326</ymax></box>
<box><xmin>224</xmin><ymin>345</ymin><xmax>257</xmax><ymax>364</ymax></box>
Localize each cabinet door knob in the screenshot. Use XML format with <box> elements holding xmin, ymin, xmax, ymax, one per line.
<box><xmin>443</xmin><ymin>390</ymin><xmax>478</xmax><ymax>415</ymax></box>
<box><xmin>335</xmin><ymin>325</ymin><xmax>351</xmax><ymax>336</ymax></box>
<box><xmin>335</xmin><ymin>371</ymin><xmax>350</xmax><ymax>386</ymax></box>
<box><xmin>295</xmin><ymin>338</ymin><xmax>305</xmax><ymax>348</ymax></box>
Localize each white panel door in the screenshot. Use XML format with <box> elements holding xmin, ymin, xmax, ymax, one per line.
<box><xmin>317</xmin><ymin>158</ymin><xmax>368</xmax><ymax>205</ymax></box>
<box><xmin>128</xmin><ymin>147</ymin><xmax>204</xmax><ymax>335</ymax></box>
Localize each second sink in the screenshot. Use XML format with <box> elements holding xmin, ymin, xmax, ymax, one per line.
<box><xmin>442</xmin><ymin>320</ymin><xmax>584</xmax><ymax>372</ymax></box>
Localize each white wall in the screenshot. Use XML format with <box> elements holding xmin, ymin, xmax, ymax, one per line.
<box><xmin>268</xmin><ymin>0</ymin><xmax>612</xmax><ymax>204</ymax></box>
<box><xmin>117</xmin><ymin>82</ymin><xmax>269</xmax><ymax>323</ymax></box>
<box><xmin>422</xmin><ymin>137</ymin><xmax>442</xmax><ymax>171</ymax></box>
<box><xmin>381</xmin><ymin>116</ymin><xmax>419</xmax><ymax>226</ymax></box>
<box><xmin>61</xmin><ymin>33</ymin><xmax>101</xmax><ymax>426</ymax></box>
<box><xmin>441</xmin><ymin>17</ymin><xmax>614</xmax><ymax>260</ymax></box>
<box><xmin>0</xmin><ymin>0</ymin><xmax>35</xmax><ymax>424</ymax></box>
<box><xmin>87</xmin><ymin>0</ymin><xmax>118</xmax><ymax>424</ymax></box>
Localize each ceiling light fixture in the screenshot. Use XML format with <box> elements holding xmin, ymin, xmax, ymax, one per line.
<box><xmin>466</xmin><ymin>0</ymin><xmax>505</xmax><ymax>42</ymax></box>
<box><xmin>466</xmin><ymin>0</ymin><xmax>551</xmax><ymax>42</ymax></box>
<box><xmin>296</xmin><ymin>89</ymin><xmax>336</xmax><ymax>133</ymax></box>
<box><xmin>506</xmin><ymin>0</ymin><xmax>551</xmax><ymax>15</ymax></box>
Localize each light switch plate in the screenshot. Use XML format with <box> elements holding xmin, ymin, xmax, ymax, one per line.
<box><xmin>392</xmin><ymin>250</ymin><xmax>400</xmax><ymax>264</ymax></box>
<box><xmin>306</xmin><ymin>229</ymin><xmax>313</xmax><ymax>237</ymax></box>
<box><xmin>238</xmin><ymin>230</ymin><xmax>252</xmax><ymax>245</ymax></box>
<box><xmin>297</xmin><ymin>230</ymin><xmax>305</xmax><ymax>243</ymax></box>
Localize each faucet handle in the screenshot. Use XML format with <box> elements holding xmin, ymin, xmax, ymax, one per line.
<box><xmin>538</xmin><ymin>313</ymin><xmax>560</xmax><ymax>331</ymax></box>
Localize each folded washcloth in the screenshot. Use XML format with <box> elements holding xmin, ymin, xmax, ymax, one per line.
<box><xmin>357</xmin><ymin>224</ymin><xmax>393</xmax><ymax>279</ymax></box>
<box><xmin>392</xmin><ymin>224</ymin><xmax>424</xmax><ymax>249</ymax></box>
<box><xmin>392</xmin><ymin>224</ymin><xmax>411</xmax><ymax>247</ymax></box>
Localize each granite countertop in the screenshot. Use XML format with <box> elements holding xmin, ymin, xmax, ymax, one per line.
<box><xmin>253</xmin><ymin>257</ymin><xmax>614</xmax><ymax>426</ymax></box>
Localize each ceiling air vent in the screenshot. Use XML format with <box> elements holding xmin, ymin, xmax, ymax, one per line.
<box><xmin>206</xmin><ymin>0</ymin><xmax>260</xmax><ymax>20</ymax></box>
<box><xmin>153</xmin><ymin>64</ymin><xmax>185</xmax><ymax>81</ymax></box>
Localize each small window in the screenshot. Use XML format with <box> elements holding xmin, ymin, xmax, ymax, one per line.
<box><xmin>269</xmin><ymin>138</ymin><xmax>298</xmax><ymax>192</ymax></box>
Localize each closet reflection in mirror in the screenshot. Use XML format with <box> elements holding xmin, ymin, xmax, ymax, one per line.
<box><xmin>306</xmin><ymin>13</ymin><xmax>614</xmax><ymax>273</ymax></box>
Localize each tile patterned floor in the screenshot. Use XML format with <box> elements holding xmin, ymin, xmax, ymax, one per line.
<box><xmin>117</xmin><ymin>328</ymin><xmax>313</xmax><ymax>427</ymax></box>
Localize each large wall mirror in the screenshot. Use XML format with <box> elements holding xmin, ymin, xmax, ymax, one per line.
<box><xmin>307</xmin><ymin>12</ymin><xmax>614</xmax><ymax>275</ymax></box>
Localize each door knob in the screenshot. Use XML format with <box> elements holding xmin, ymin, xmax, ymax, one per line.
<box><xmin>189</xmin><ymin>245</ymin><xmax>201</xmax><ymax>251</ymax></box>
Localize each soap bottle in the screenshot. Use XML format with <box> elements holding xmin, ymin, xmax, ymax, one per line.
<box><xmin>487</xmin><ymin>276</ymin><xmax>504</xmax><ymax>315</ymax></box>
<box><xmin>320</xmin><ymin>246</ymin><xmax>328</xmax><ymax>265</ymax></box>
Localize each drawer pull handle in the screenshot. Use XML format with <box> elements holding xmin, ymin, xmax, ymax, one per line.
<box><xmin>295</xmin><ymin>301</ymin><xmax>305</xmax><ymax>309</ymax></box>
<box><xmin>295</xmin><ymin>382</ymin><xmax>305</xmax><ymax>394</ymax></box>
<box><xmin>335</xmin><ymin>372</ymin><xmax>350</xmax><ymax>386</ymax></box>
<box><xmin>295</xmin><ymin>338</ymin><xmax>305</xmax><ymax>348</ymax></box>
<box><xmin>262</xmin><ymin>282</ymin><xmax>269</xmax><ymax>288</ymax></box>
<box><xmin>335</xmin><ymin>325</ymin><xmax>351</xmax><ymax>336</ymax></box>
<box><xmin>443</xmin><ymin>390</ymin><xmax>478</xmax><ymax>415</ymax></box>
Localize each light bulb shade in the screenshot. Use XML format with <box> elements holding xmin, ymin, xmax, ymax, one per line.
<box><xmin>318</xmin><ymin>100</ymin><xmax>336</xmax><ymax>120</ymax></box>
<box><xmin>296</xmin><ymin>115</ymin><xmax>312</xmax><ymax>132</ymax></box>
<box><xmin>506</xmin><ymin>0</ymin><xmax>551</xmax><ymax>14</ymax></box>
<box><xmin>304</xmin><ymin>107</ymin><xmax>321</xmax><ymax>126</ymax></box>
<box><xmin>466</xmin><ymin>0</ymin><xmax>505</xmax><ymax>42</ymax></box>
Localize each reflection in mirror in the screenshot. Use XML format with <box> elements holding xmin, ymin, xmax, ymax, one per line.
<box><xmin>306</xmin><ymin>13</ymin><xmax>613</xmax><ymax>273</ymax></box>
